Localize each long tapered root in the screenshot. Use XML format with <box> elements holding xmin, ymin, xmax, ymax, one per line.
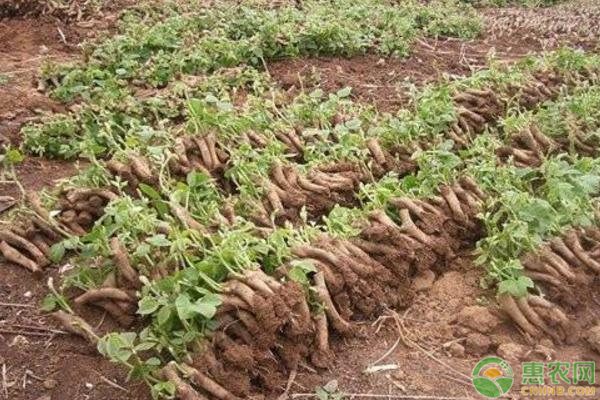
<box><xmin>0</xmin><ymin>240</ymin><xmax>42</xmax><ymax>275</ymax></box>
<box><xmin>52</xmin><ymin>311</ymin><xmax>99</xmax><ymax>345</ymax></box>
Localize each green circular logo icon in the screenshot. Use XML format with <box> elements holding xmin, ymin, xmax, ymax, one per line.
<box><xmin>471</xmin><ymin>357</ymin><xmax>514</xmax><ymax>398</ymax></box>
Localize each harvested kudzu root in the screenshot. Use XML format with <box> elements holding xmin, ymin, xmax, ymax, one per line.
<box><xmin>253</xmin><ymin>162</ymin><xmax>364</xmax><ymax>226</ymax></box>
<box><xmin>52</xmin><ymin>310</ymin><xmax>99</xmax><ymax>345</ymax></box>
<box><xmin>170</xmin><ymin>202</ymin><xmax>207</xmax><ymax>234</ymax></box>
<box><xmin>56</xmin><ymin>187</ymin><xmax>117</xmax><ymax>234</ymax></box>
<box><xmin>0</xmin><ymin>230</ymin><xmax>49</xmax><ymax>268</ymax></box>
<box><xmin>523</xmin><ymin>228</ymin><xmax>600</xmax><ymax>288</ymax></box>
<box><xmin>498</xmin><ymin>120</ymin><xmax>599</xmax><ymax>167</ymax></box>
<box><xmin>0</xmin><ymin>196</ymin><xmax>16</xmax><ymax>214</ymax></box>
<box><xmin>180</xmin><ymin>363</ymin><xmax>242</xmax><ymax>400</ymax></box>
<box><xmin>0</xmin><ymin>240</ymin><xmax>41</xmax><ymax>275</ymax></box>
<box><xmin>501</xmin><ymin>224</ymin><xmax>600</xmax><ymax>342</ymax></box>
<box><xmin>75</xmin><ymin>287</ymin><xmax>135</xmax><ymax>305</ymax></box>
<box><xmin>519</xmin><ymin>228</ymin><xmax>600</xmax><ymax>314</ymax></box>
<box><xmin>499</xmin><ymin>293</ymin><xmax>575</xmax><ymax>344</ymax></box>
<box><xmin>449</xmin><ymin>88</ymin><xmax>504</xmax><ymax>145</ymax></box>
<box><xmin>110</xmin><ymin>237</ymin><xmax>140</xmax><ymax>288</ymax></box>
<box><xmin>161</xmin><ymin>362</ymin><xmax>208</xmax><ymax>400</ymax></box>
<box><xmin>564</xmin><ymin>230</ymin><xmax>600</xmax><ymax>273</ymax></box>
<box><xmin>107</xmin><ymin>153</ymin><xmax>159</xmax><ymax>194</ymax></box>
<box><xmin>312</xmin><ymin>271</ymin><xmax>352</xmax><ymax>334</ymax></box>
<box><xmin>170</xmin><ymin>134</ymin><xmax>229</xmax><ymax>179</ymax></box>
<box><xmin>365</xmin><ymin>139</ymin><xmax>416</xmax><ymax>178</ymax></box>
<box><xmin>73</xmin><ymin>240</ymin><xmax>141</xmax><ymax>327</ymax></box>
<box><xmin>0</xmin><ymin>195</ymin><xmax>70</xmax><ymax>275</ymax></box>
<box><xmin>106</xmin><ymin>159</ymin><xmax>140</xmax><ymax>195</ymax></box>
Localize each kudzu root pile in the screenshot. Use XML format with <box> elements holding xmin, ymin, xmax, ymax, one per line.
<box><xmin>497</xmin><ymin>124</ymin><xmax>557</xmax><ymax>167</ymax></box>
<box><xmin>497</xmin><ymin>122</ymin><xmax>599</xmax><ymax>167</ymax></box>
<box><xmin>73</xmin><ymin>237</ymin><xmax>141</xmax><ymax>327</ymax></box>
<box><xmin>500</xmin><ymin>227</ymin><xmax>600</xmax><ymax>344</ymax></box>
<box><xmin>449</xmin><ymin>88</ymin><xmax>504</xmax><ymax>147</ymax></box>
<box><xmin>169</xmin><ymin>134</ymin><xmax>229</xmax><ymax>183</ymax></box>
<box><xmin>484</xmin><ymin>4</ymin><xmax>600</xmax><ymax>47</ymax></box>
<box><xmin>0</xmin><ymin>219</ymin><xmax>54</xmax><ymax>276</ymax></box>
<box><xmin>159</xmin><ymin>178</ymin><xmax>486</xmax><ymax>399</ymax></box>
<box><xmin>448</xmin><ymin>66</ymin><xmax>600</xmax><ymax>149</ymax></box>
<box><xmin>55</xmin><ymin>188</ymin><xmax>117</xmax><ymax>235</ymax></box>
<box><xmin>0</xmin><ymin>188</ymin><xmax>116</xmax><ymax>275</ymax></box>
<box><xmin>249</xmin><ymin>140</ymin><xmax>416</xmax><ymax>227</ymax></box>
<box><xmin>250</xmin><ymin>161</ymin><xmax>364</xmax><ymax>227</ymax></box>
<box><xmin>0</xmin><ymin>0</ymin><xmax>100</xmax><ymax>19</ymax></box>
<box><xmin>107</xmin><ymin>154</ymin><xmax>159</xmax><ymax>196</ymax></box>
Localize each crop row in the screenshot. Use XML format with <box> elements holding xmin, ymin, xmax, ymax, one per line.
<box><xmin>20</xmin><ymin>0</ymin><xmax>483</xmax><ymax>160</ymax></box>
<box><xmin>5</xmin><ymin>49</ymin><xmax>597</xmax><ymax>275</ymax></box>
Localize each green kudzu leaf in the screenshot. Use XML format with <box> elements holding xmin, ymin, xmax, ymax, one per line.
<box><xmin>202</xmin><ymin>293</ymin><xmax>222</xmax><ymax>307</ymax></box>
<box><xmin>104</xmin><ymin>334</ymin><xmax>132</xmax><ymax>363</ymax></box>
<box><xmin>175</xmin><ymin>293</ymin><xmax>195</xmax><ymax>321</ymax></box>
<box><xmin>152</xmin><ymin>381</ymin><xmax>176</xmax><ymax>398</ymax></box>
<box><xmin>134</xmin><ymin>243</ymin><xmax>151</xmax><ymax>258</ymax></box>
<box><xmin>336</xmin><ymin>87</ymin><xmax>352</xmax><ymax>98</ymax></box>
<box><xmin>139</xmin><ymin>183</ymin><xmax>162</xmax><ymax>201</ymax></box>
<box><xmin>344</xmin><ymin>118</ymin><xmax>361</xmax><ymax>131</ymax></box>
<box><xmin>194</xmin><ymin>298</ymin><xmax>218</xmax><ymax>319</ymax></box>
<box><xmin>138</xmin><ymin>296</ymin><xmax>160</xmax><ymax>315</ymax></box>
<box><xmin>134</xmin><ymin>342</ymin><xmax>156</xmax><ymax>352</ymax></box>
<box><xmin>120</xmin><ymin>332</ymin><xmax>137</xmax><ymax>347</ymax></box>
<box><xmin>497</xmin><ymin>275</ymin><xmax>534</xmax><ymax>297</ymax></box>
<box><xmin>49</xmin><ymin>243</ymin><xmax>66</xmax><ymax>263</ymax></box>
<box><xmin>186</xmin><ymin>171</ymin><xmax>211</xmax><ymax>188</ymax></box>
<box><xmin>176</xmin><ymin>293</ymin><xmax>221</xmax><ymax>321</ymax></box>
<box><xmin>156</xmin><ymin>305</ymin><xmax>172</xmax><ymax>326</ymax></box>
<box><xmin>145</xmin><ymin>357</ymin><xmax>161</xmax><ymax>366</ymax></box>
<box><xmin>146</xmin><ymin>234</ymin><xmax>171</xmax><ymax>247</ymax></box>
<box><xmin>288</xmin><ymin>259</ymin><xmax>317</xmax><ymax>286</ymax></box>
<box><xmin>40</xmin><ymin>294</ymin><xmax>58</xmax><ymax>312</ymax></box>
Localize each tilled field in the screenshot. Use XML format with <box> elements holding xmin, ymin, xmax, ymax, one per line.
<box><xmin>1</xmin><ymin>1</ymin><xmax>600</xmax><ymax>400</ymax></box>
